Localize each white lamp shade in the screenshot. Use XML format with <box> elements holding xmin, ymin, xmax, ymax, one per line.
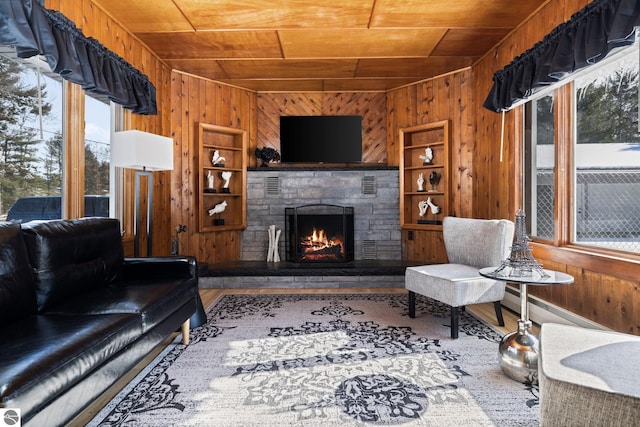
<box><xmin>111</xmin><ymin>130</ymin><xmax>174</xmax><ymax>171</ymax></box>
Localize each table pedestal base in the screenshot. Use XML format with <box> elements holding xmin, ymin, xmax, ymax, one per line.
<box><xmin>498</xmin><ymin>320</ymin><xmax>539</xmax><ymax>384</ymax></box>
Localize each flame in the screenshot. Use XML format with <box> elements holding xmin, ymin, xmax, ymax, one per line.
<box><xmin>312</xmin><ymin>228</ymin><xmax>327</xmax><ymax>245</ymax></box>
<box><xmin>301</xmin><ymin>227</ymin><xmax>343</xmax><ymax>255</ymax></box>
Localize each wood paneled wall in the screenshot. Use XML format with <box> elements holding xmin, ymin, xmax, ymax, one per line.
<box><xmin>386</xmin><ymin>70</ymin><xmax>474</xmax><ymax>262</ymax></box>
<box><xmin>256</xmin><ymin>93</ymin><xmax>387</xmax><ymax>165</ymax></box>
<box><xmin>473</xmin><ymin>0</ymin><xmax>640</xmax><ymax>335</ymax></box>
<box><xmin>170</xmin><ymin>72</ymin><xmax>257</xmax><ymax>264</ymax></box>
<box><xmin>52</xmin><ymin>0</ymin><xmax>638</xmax><ymax>334</ymax></box>
<box><xmin>47</xmin><ymin>0</ymin><xmax>173</xmax><ymax>256</ymax></box>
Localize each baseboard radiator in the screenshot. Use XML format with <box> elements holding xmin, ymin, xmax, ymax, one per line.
<box><xmin>502</xmin><ymin>286</ymin><xmax>608</xmax><ymax>331</ymax></box>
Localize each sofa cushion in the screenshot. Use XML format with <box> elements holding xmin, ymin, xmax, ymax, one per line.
<box><xmin>21</xmin><ymin>217</ymin><xmax>124</xmax><ymax>312</ymax></box>
<box><xmin>46</xmin><ymin>278</ymin><xmax>197</xmax><ymax>333</ymax></box>
<box><xmin>0</xmin><ymin>222</ymin><xmax>37</xmax><ymax>322</ymax></box>
<box><xmin>0</xmin><ymin>313</ymin><xmax>141</xmax><ymax>417</ymax></box>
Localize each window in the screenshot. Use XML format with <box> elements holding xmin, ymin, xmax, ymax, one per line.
<box><xmin>84</xmin><ymin>93</ymin><xmax>111</xmax><ymax>218</ymax></box>
<box><xmin>524</xmin><ymin>93</ymin><xmax>555</xmax><ymax>241</ymax></box>
<box><xmin>573</xmin><ymin>40</ymin><xmax>640</xmax><ymax>253</ymax></box>
<box><xmin>1</xmin><ymin>49</ymin><xmax>124</xmax><ymax>224</ymax></box>
<box><xmin>523</xmin><ymin>38</ymin><xmax>640</xmax><ymax>255</ymax></box>
<box><xmin>84</xmin><ymin>95</ymin><xmax>110</xmax><ymax>196</ymax></box>
<box><xmin>0</xmin><ymin>52</ymin><xmax>63</xmax><ymax>222</ymax></box>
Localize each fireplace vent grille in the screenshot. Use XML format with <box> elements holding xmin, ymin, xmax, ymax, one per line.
<box><xmin>265</xmin><ymin>176</ymin><xmax>280</xmax><ymax>196</ymax></box>
<box><xmin>362</xmin><ymin>176</ymin><xmax>376</xmax><ymax>195</ymax></box>
<box><xmin>362</xmin><ymin>240</ymin><xmax>377</xmax><ymax>259</ymax></box>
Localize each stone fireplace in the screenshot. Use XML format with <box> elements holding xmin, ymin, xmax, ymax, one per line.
<box><xmin>243</xmin><ymin>167</ymin><xmax>401</xmax><ymax>262</ymax></box>
<box><xmin>285</xmin><ymin>204</ymin><xmax>354</xmax><ymax>263</ymax></box>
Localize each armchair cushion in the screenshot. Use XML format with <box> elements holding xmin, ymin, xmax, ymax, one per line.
<box><xmin>443</xmin><ymin>216</ymin><xmax>514</xmax><ymax>268</ymax></box>
<box><xmin>539</xmin><ymin>323</ymin><xmax>640</xmax><ymax>426</ymax></box>
<box><xmin>405</xmin><ymin>264</ymin><xmax>506</xmax><ymax>307</ymax></box>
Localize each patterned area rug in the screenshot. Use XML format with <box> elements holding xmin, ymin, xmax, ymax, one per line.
<box><xmin>88</xmin><ymin>293</ymin><xmax>539</xmax><ymax>426</ymax></box>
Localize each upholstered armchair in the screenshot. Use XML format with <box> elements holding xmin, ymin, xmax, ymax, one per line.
<box><xmin>405</xmin><ymin>216</ymin><xmax>515</xmax><ymax>338</ymax></box>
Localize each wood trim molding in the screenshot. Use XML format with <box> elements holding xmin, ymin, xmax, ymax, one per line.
<box><xmin>532</xmin><ymin>242</ymin><xmax>640</xmax><ymax>283</ymax></box>
<box><xmin>63</xmin><ymin>81</ymin><xmax>85</xmax><ymax>218</ymax></box>
<box><xmin>555</xmin><ymin>84</ymin><xmax>573</xmax><ymax>246</ymax></box>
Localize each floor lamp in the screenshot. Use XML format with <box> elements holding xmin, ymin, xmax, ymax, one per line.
<box><xmin>111</xmin><ymin>130</ymin><xmax>174</xmax><ymax>257</ymax></box>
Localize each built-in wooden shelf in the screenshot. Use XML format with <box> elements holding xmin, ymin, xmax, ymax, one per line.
<box><xmin>197</xmin><ymin>123</ymin><xmax>247</xmax><ymax>233</ymax></box>
<box><xmin>399</xmin><ymin>120</ymin><xmax>450</xmax><ymax>231</ymax></box>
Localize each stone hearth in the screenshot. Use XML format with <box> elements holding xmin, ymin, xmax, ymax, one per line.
<box><xmin>199</xmin><ymin>260</ymin><xmax>420</xmax><ymax>289</ymax></box>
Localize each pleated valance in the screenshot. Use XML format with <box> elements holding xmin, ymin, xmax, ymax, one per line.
<box><xmin>483</xmin><ymin>0</ymin><xmax>640</xmax><ymax>112</ymax></box>
<box><xmin>0</xmin><ymin>0</ymin><xmax>157</xmax><ymax>115</ymax></box>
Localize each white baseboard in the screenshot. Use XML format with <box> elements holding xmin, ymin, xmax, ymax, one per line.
<box><xmin>502</xmin><ymin>287</ymin><xmax>608</xmax><ymax>330</ymax></box>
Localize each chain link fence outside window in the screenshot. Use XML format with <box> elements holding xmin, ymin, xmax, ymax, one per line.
<box><xmin>534</xmin><ymin>168</ymin><xmax>640</xmax><ymax>253</ymax></box>
<box><xmin>575</xmin><ymin>169</ymin><xmax>640</xmax><ymax>252</ymax></box>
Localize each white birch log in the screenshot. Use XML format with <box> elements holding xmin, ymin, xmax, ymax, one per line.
<box><xmin>273</xmin><ymin>229</ymin><xmax>281</xmax><ymax>262</ymax></box>
<box><xmin>267</xmin><ymin>225</ymin><xmax>275</xmax><ymax>262</ymax></box>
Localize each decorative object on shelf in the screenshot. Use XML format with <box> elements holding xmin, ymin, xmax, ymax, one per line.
<box><xmin>221</xmin><ymin>171</ymin><xmax>232</xmax><ymax>193</ymax></box>
<box><xmin>426</xmin><ymin>197</ymin><xmax>440</xmax><ymax>215</ymax></box>
<box><xmin>208</xmin><ymin>200</ymin><xmax>228</xmax><ymax>225</ymax></box>
<box><xmin>419</xmin><ymin>147</ymin><xmax>433</xmax><ymax>165</ymax></box>
<box><xmin>266</xmin><ymin>224</ymin><xmax>281</xmax><ymax>262</ymax></box>
<box><xmin>428</xmin><ymin>171</ymin><xmax>440</xmax><ymax>192</ymax></box>
<box><xmin>486</xmin><ymin>209</ymin><xmax>549</xmax><ymax>280</ymax></box>
<box><xmin>111</xmin><ymin>130</ymin><xmax>174</xmax><ymax>257</ymax></box>
<box><xmin>417</xmin><ymin>173</ymin><xmax>425</xmax><ymax>192</ymax></box>
<box><xmin>255</xmin><ymin>146</ymin><xmax>281</xmax><ymax>167</ymax></box>
<box><xmin>204</xmin><ymin>170</ymin><xmax>216</xmax><ymax>193</ymax></box>
<box><xmin>211</xmin><ymin>150</ymin><xmax>225</xmax><ymax>167</ymax></box>
<box><xmin>418</xmin><ymin>200</ymin><xmax>428</xmax><ymax>218</ymax></box>
<box><xmin>417</xmin><ymin>197</ymin><xmax>441</xmax><ymax>225</ymax></box>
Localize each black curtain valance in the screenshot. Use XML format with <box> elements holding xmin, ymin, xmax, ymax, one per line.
<box><xmin>0</xmin><ymin>0</ymin><xmax>157</xmax><ymax>115</ymax></box>
<box><xmin>483</xmin><ymin>0</ymin><xmax>640</xmax><ymax>112</ymax></box>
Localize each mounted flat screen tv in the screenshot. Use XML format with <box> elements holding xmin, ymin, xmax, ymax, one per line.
<box><xmin>280</xmin><ymin>115</ymin><xmax>362</xmax><ymax>163</ymax></box>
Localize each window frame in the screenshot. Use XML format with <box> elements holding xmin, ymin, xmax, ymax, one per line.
<box><xmin>63</xmin><ymin>81</ymin><xmax>126</xmax><ymax>224</ymax></box>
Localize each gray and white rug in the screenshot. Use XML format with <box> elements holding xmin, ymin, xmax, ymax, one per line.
<box><xmin>89</xmin><ymin>293</ymin><xmax>539</xmax><ymax>426</ymax></box>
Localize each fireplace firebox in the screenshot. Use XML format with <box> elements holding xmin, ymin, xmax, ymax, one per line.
<box><xmin>285</xmin><ymin>204</ymin><xmax>354</xmax><ymax>263</ymax></box>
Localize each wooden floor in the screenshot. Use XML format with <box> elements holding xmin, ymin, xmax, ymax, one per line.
<box><xmin>68</xmin><ymin>288</ymin><xmax>531</xmax><ymax>426</ymax></box>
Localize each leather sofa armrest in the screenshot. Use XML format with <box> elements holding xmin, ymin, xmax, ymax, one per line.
<box><xmin>121</xmin><ymin>256</ymin><xmax>197</xmax><ymax>282</ymax></box>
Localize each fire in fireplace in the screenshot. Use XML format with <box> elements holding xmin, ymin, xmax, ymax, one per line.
<box><xmin>285</xmin><ymin>204</ymin><xmax>354</xmax><ymax>263</ymax></box>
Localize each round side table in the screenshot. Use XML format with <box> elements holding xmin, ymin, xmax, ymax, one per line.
<box><xmin>479</xmin><ymin>267</ymin><xmax>574</xmax><ymax>383</ymax></box>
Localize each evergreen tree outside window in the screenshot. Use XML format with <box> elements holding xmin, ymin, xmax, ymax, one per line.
<box><xmin>0</xmin><ymin>52</ymin><xmax>62</xmax><ymax>222</ymax></box>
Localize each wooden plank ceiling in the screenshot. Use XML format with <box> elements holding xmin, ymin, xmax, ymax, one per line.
<box><xmin>93</xmin><ymin>0</ymin><xmax>548</xmax><ymax>92</ymax></box>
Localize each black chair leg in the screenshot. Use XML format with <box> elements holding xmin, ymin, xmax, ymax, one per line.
<box><xmin>450</xmin><ymin>306</ymin><xmax>459</xmax><ymax>339</ymax></box>
<box><xmin>408</xmin><ymin>291</ymin><xmax>416</xmax><ymax>318</ymax></box>
<box><xmin>494</xmin><ymin>301</ymin><xmax>505</xmax><ymax>327</ymax></box>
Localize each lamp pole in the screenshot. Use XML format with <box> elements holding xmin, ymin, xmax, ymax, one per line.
<box><xmin>134</xmin><ymin>166</ymin><xmax>154</xmax><ymax>257</ymax></box>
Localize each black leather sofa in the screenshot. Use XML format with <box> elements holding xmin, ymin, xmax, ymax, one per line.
<box><xmin>0</xmin><ymin>217</ymin><xmax>200</xmax><ymax>426</ymax></box>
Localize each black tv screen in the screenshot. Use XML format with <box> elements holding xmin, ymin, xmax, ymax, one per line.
<box><xmin>280</xmin><ymin>115</ymin><xmax>362</xmax><ymax>163</ymax></box>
